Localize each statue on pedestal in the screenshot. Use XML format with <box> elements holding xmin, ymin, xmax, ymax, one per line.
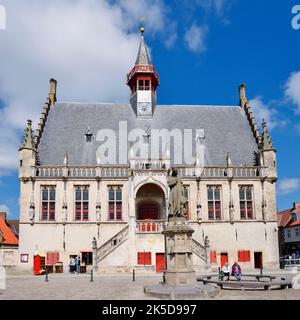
<box><xmin>167</xmin><ymin>168</ymin><xmax>187</xmax><ymax>220</ymax></box>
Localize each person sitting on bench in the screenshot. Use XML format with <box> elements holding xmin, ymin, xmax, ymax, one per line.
<box><xmin>231</xmin><ymin>262</ymin><xmax>242</xmax><ymax>281</ymax></box>
<box><xmin>221</xmin><ymin>262</ymin><xmax>231</xmax><ymax>281</ymax></box>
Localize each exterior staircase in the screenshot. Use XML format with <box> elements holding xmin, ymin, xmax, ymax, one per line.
<box><xmin>192</xmin><ymin>239</ymin><xmax>208</xmax><ymax>263</ymax></box>
<box><xmin>94</xmin><ymin>224</ymin><xmax>208</xmax><ymax>268</ymax></box>
<box><xmin>96</xmin><ymin>225</ymin><xmax>129</xmax><ymax>264</ymax></box>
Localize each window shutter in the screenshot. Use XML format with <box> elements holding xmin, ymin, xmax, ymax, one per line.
<box><xmin>137</xmin><ymin>253</ymin><xmax>142</xmax><ymax>265</ymax></box>
<box><xmin>246</xmin><ymin>251</ymin><xmax>251</xmax><ymax>262</ymax></box>
<box><xmin>53</xmin><ymin>252</ymin><xmax>59</xmax><ymax>264</ymax></box>
<box><xmin>238</xmin><ymin>250</ymin><xmax>251</xmax><ymax>263</ymax></box>
<box><xmin>238</xmin><ymin>251</ymin><xmax>243</xmax><ymax>262</ymax></box>
<box><xmin>46</xmin><ymin>252</ymin><xmax>52</xmax><ymax>265</ymax></box>
<box><xmin>210</xmin><ymin>251</ymin><xmax>217</xmax><ymax>264</ymax></box>
<box><xmin>145</xmin><ymin>252</ymin><xmax>151</xmax><ymax>265</ymax></box>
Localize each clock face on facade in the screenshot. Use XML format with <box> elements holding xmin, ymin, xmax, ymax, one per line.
<box><xmin>138</xmin><ymin>102</ymin><xmax>151</xmax><ymax>115</ymax></box>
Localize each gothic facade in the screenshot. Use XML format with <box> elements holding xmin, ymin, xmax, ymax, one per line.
<box><xmin>18</xmin><ymin>31</ymin><xmax>279</xmax><ymax>273</ymax></box>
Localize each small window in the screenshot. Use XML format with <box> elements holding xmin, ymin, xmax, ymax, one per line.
<box><xmin>85</xmin><ymin>125</ymin><xmax>94</xmax><ymax>143</ymax></box>
<box><xmin>138</xmin><ymin>78</ymin><xmax>151</xmax><ymax>91</ymax></box>
<box><xmin>292</xmin><ymin>213</ymin><xmax>298</xmax><ymax>222</ymax></box>
<box><xmin>20</xmin><ymin>254</ymin><xmax>29</xmax><ymax>263</ymax></box>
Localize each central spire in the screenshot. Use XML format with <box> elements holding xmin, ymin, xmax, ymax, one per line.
<box><xmin>127</xmin><ymin>28</ymin><xmax>160</xmax><ymax>118</ymax></box>
<box><xmin>135</xmin><ymin>28</ymin><xmax>151</xmax><ymax>66</ymax></box>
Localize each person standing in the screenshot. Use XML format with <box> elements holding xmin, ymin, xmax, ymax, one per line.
<box><xmin>75</xmin><ymin>255</ymin><xmax>81</xmax><ymax>274</ymax></box>
<box><xmin>231</xmin><ymin>262</ymin><xmax>242</xmax><ymax>281</ymax></box>
<box><xmin>69</xmin><ymin>257</ymin><xmax>75</xmax><ymax>273</ymax></box>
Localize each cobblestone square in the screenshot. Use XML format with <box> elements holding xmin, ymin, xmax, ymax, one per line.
<box><xmin>0</xmin><ymin>273</ymin><xmax>300</xmax><ymax>300</ymax></box>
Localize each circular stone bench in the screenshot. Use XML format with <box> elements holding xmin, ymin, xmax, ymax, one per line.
<box><xmin>197</xmin><ymin>274</ymin><xmax>292</xmax><ymax>291</ymax></box>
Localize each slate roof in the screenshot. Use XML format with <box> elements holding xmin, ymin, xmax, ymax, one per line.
<box><xmin>37</xmin><ymin>103</ymin><xmax>259</xmax><ymax>167</ymax></box>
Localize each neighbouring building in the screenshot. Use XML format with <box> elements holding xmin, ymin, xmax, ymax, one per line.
<box><xmin>18</xmin><ymin>30</ymin><xmax>279</xmax><ymax>274</ymax></box>
<box><xmin>278</xmin><ymin>202</ymin><xmax>300</xmax><ymax>260</ymax></box>
<box><xmin>0</xmin><ymin>212</ymin><xmax>19</xmax><ymax>268</ymax></box>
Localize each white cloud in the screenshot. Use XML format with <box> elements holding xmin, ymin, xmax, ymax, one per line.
<box><xmin>285</xmin><ymin>71</ymin><xmax>300</xmax><ymax>113</ymax></box>
<box><xmin>184</xmin><ymin>23</ymin><xmax>209</xmax><ymax>53</ymax></box>
<box><xmin>278</xmin><ymin>178</ymin><xmax>300</xmax><ymax>196</ymax></box>
<box><xmin>0</xmin><ymin>204</ymin><xmax>10</xmax><ymax>215</ymax></box>
<box><xmin>0</xmin><ymin>0</ymin><xmax>168</xmax><ymax>176</ymax></box>
<box><xmin>195</xmin><ymin>0</ymin><xmax>229</xmax><ymax>15</ymax></box>
<box><xmin>249</xmin><ymin>97</ymin><xmax>286</xmax><ymax>130</ymax></box>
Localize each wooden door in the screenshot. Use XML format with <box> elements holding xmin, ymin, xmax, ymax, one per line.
<box><xmin>220</xmin><ymin>252</ymin><xmax>228</xmax><ymax>267</ymax></box>
<box><xmin>254</xmin><ymin>252</ymin><xmax>263</xmax><ymax>269</ymax></box>
<box><xmin>156</xmin><ymin>253</ymin><xmax>165</xmax><ymax>273</ymax></box>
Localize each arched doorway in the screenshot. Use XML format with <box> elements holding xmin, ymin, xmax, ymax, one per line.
<box><xmin>135</xmin><ymin>183</ymin><xmax>166</xmax><ymax>232</ymax></box>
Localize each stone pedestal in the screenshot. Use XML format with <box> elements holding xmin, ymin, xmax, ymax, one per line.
<box><xmin>163</xmin><ymin>217</ymin><xmax>197</xmax><ymax>287</ymax></box>
<box><xmin>144</xmin><ymin>217</ymin><xmax>220</xmax><ymax>299</ymax></box>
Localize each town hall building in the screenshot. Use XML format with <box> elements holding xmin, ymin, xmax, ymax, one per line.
<box><xmin>18</xmin><ymin>30</ymin><xmax>279</xmax><ymax>274</ymax></box>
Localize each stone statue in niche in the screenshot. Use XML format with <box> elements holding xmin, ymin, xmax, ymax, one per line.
<box><xmin>92</xmin><ymin>237</ymin><xmax>97</xmax><ymax>249</ymax></box>
<box><xmin>96</xmin><ymin>205</ymin><xmax>101</xmax><ymax>224</ymax></box>
<box><xmin>29</xmin><ymin>203</ymin><xmax>35</xmax><ymax>223</ymax></box>
<box><xmin>204</xmin><ymin>236</ymin><xmax>210</xmax><ymax>247</ymax></box>
<box><xmin>167</xmin><ymin>168</ymin><xmax>187</xmax><ymax>220</ymax></box>
<box><xmin>196</xmin><ymin>204</ymin><xmax>202</xmax><ymax>221</ymax></box>
<box><xmin>62</xmin><ymin>204</ymin><xmax>67</xmax><ymax>224</ymax></box>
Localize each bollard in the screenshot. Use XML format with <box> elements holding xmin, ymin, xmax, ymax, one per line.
<box><xmin>90</xmin><ymin>269</ymin><xmax>94</xmax><ymax>282</ymax></box>
<box><xmin>133</xmin><ymin>269</ymin><xmax>135</xmax><ymax>282</ymax></box>
<box><xmin>45</xmin><ymin>270</ymin><xmax>49</xmax><ymax>282</ymax></box>
<box><xmin>260</xmin><ymin>267</ymin><xmax>263</xmax><ymax>276</ymax></box>
<box><xmin>218</xmin><ymin>267</ymin><xmax>221</xmax><ymax>280</ymax></box>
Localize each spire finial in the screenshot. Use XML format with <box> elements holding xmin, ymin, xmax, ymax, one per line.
<box><xmin>239</xmin><ymin>83</ymin><xmax>248</xmax><ymax>107</ymax></box>
<box><xmin>20</xmin><ymin>119</ymin><xmax>35</xmax><ymax>150</ymax></box>
<box><xmin>63</xmin><ymin>151</ymin><xmax>69</xmax><ymax>166</ymax></box>
<box><xmin>140</xmin><ymin>17</ymin><xmax>145</xmax><ymax>35</ymax></box>
<box><xmin>226</xmin><ymin>152</ymin><xmax>232</xmax><ymax>167</ymax></box>
<box><xmin>261</xmin><ymin>119</ymin><xmax>274</xmax><ymax>151</ymax></box>
<box><xmin>135</xmin><ymin>18</ymin><xmax>151</xmax><ymax>66</ymax></box>
<box><xmin>48</xmin><ymin>78</ymin><xmax>57</xmax><ymax>105</ymax></box>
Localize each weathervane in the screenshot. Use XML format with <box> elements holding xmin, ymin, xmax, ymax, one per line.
<box><xmin>140</xmin><ymin>16</ymin><xmax>145</xmax><ymax>34</ymax></box>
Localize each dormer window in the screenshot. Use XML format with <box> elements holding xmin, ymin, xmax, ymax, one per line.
<box><xmin>292</xmin><ymin>213</ymin><xmax>298</xmax><ymax>222</ymax></box>
<box><xmin>86</xmin><ymin>134</ymin><xmax>92</xmax><ymax>143</ymax></box>
<box><xmin>85</xmin><ymin>125</ymin><xmax>94</xmax><ymax>143</ymax></box>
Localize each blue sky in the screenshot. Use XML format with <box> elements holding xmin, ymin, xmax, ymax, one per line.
<box><xmin>0</xmin><ymin>0</ymin><xmax>300</xmax><ymax>218</ymax></box>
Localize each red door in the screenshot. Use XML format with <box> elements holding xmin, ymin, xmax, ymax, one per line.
<box><xmin>156</xmin><ymin>253</ymin><xmax>165</xmax><ymax>273</ymax></box>
<box><xmin>220</xmin><ymin>252</ymin><xmax>228</xmax><ymax>268</ymax></box>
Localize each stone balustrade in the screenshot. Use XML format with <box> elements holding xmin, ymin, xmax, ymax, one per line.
<box><xmin>136</xmin><ymin>220</ymin><xmax>166</xmax><ymax>233</ymax></box>
<box><xmin>33</xmin><ymin>165</ymin><xmax>266</xmax><ymax>179</ymax></box>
